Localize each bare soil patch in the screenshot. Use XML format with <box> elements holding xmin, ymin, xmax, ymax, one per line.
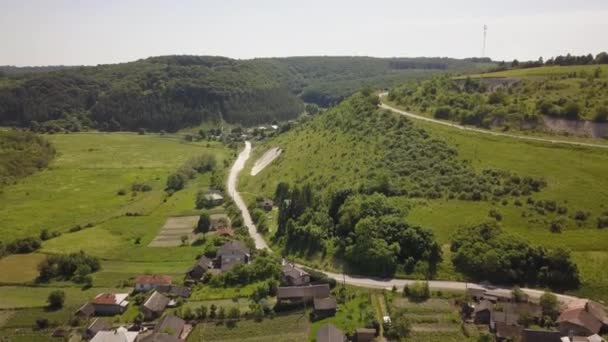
<box><xmin>250</xmin><ymin>147</ymin><xmax>282</xmax><ymax>176</ymax></box>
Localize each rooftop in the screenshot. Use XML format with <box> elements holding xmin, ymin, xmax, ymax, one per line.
<box><xmin>135</xmin><ymin>275</ymin><xmax>172</xmax><ymax>285</ymax></box>
<box><xmin>277</xmin><ymin>284</ymin><xmax>330</xmax><ymax>300</ymax></box>
<box><xmin>92</xmin><ymin>293</ymin><xmax>129</xmax><ymax>306</ymax></box>
<box><xmin>316</xmin><ymin>323</ymin><xmax>345</xmax><ymax>342</ymax></box>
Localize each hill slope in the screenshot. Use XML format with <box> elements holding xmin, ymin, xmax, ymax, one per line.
<box><xmin>0</xmin><ymin>56</ymin><xmax>493</xmax><ymax>131</ymax></box>
<box><xmin>387</xmin><ymin>65</ymin><xmax>608</xmax><ymax>137</ymax></box>
<box><xmin>240</xmin><ymin>92</ymin><xmax>608</xmax><ymax>300</ymax></box>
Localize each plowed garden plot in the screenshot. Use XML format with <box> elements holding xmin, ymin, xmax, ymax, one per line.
<box><xmin>149</xmin><ymin>216</ymin><xmax>200</xmax><ymax>247</ymax></box>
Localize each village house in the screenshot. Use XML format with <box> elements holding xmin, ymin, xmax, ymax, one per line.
<box><xmin>156</xmin><ymin>284</ymin><xmax>191</xmax><ymax>298</ymax></box>
<box><xmin>353</xmin><ymin>328</ymin><xmax>377</xmax><ymax>342</ymax></box>
<box><xmin>134</xmin><ymin>275</ymin><xmax>172</xmax><ymax>292</ymax></box>
<box><xmin>154</xmin><ymin>315</ymin><xmax>186</xmax><ymax>338</ymax></box>
<box><xmin>277</xmin><ymin>284</ymin><xmax>331</xmax><ymax>304</ymax></box>
<box><xmin>90</xmin><ymin>293</ymin><xmax>130</xmax><ymax>316</ymax></box>
<box><xmin>313</xmin><ymin>296</ymin><xmax>338</xmax><ymax>319</ymax></box>
<box><xmin>90</xmin><ymin>326</ymin><xmax>138</xmax><ymax>342</ymax></box>
<box><xmin>473</xmin><ymin>300</ymin><xmax>493</xmax><ymax>324</ymax></box>
<box><xmin>84</xmin><ymin>318</ymin><xmax>110</xmax><ymax>339</ymax></box>
<box><xmin>521</xmin><ymin>329</ymin><xmax>563</xmax><ymax>342</ymax></box>
<box><xmin>187</xmin><ymin>255</ymin><xmax>215</xmax><ymax>280</ymax></box>
<box><xmin>137</xmin><ymin>333</ymin><xmax>180</xmax><ymax>342</ymax></box>
<box><xmin>141</xmin><ymin>291</ymin><xmax>171</xmax><ymax>320</ymax></box>
<box><xmin>281</xmin><ymin>263</ymin><xmax>310</xmax><ymax>286</ymax></box>
<box><xmin>75</xmin><ymin>302</ymin><xmax>95</xmax><ymax>318</ymax></box>
<box><xmin>316</xmin><ymin>323</ymin><xmax>346</xmax><ymax>342</ymax></box>
<box><xmin>483</xmin><ymin>289</ymin><xmax>514</xmax><ymax>303</ymax></box>
<box><xmin>467</xmin><ymin>287</ymin><xmax>488</xmax><ymax>302</ymax></box>
<box><xmin>216</xmin><ymin>226</ymin><xmax>234</xmax><ymax>237</ymax></box>
<box><xmin>558</xmin><ymin>299</ymin><xmax>608</xmax><ymax>337</ymax></box>
<box><xmin>217</xmin><ymin>240</ymin><xmax>250</xmax><ymax>272</ymax></box>
<box><xmin>204</xmin><ymin>192</ymin><xmax>224</xmax><ymax>207</ymax></box>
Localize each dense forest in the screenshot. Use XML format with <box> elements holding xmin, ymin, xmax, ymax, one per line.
<box><xmin>388</xmin><ymin>70</ymin><xmax>608</xmax><ymax>129</ymax></box>
<box><xmin>0</xmin><ymin>130</ymin><xmax>55</xmax><ymax>187</ymax></box>
<box><xmin>0</xmin><ymin>56</ymin><xmax>493</xmax><ymax>131</ymax></box>
<box><xmin>492</xmin><ymin>51</ymin><xmax>608</xmax><ymax>71</ymax></box>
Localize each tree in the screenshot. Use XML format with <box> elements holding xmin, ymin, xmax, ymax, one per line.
<box><xmin>47</xmin><ymin>290</ymin><xmax>65</xmax><ymax>309</ymax></box>
<box><xmin>36</xmin><ymin>318</ymin><xmax>50</xmax><ymax>330</ymax></box>
<box><xmin>209</xmin><ymin>304</ymin><xmax>217</xmax><ymax>319</ymax></box>
<box><xmin>138</xmin><ymin>128</ymin><xmax>146</xmax><ymax>135</ymax></box>
<box><xmin>166</xmin><ymin>173</ymin><xmax>186</xmax><ymax>191</ymax></box>
<box><xmin>197</xmin><ymin>212</ymin><xmax>211</xmax><ymax>233</ymax></box>
<box><xmin>228</xmin><ymin>307</ymin><xmax>240</xmax><ymax>319</ymax></box>
<box><xmin>385</xmin><ymin>310</ymin><xmax>411</xmax><ymax>339</ymax></box>
<box><xmin>539</xmin><ymin>292</ymin><xmax>559</xmax><ymax>320</ymax></box>
<box><xmin>512</xmin><ymin>286</ymin><xmax>527</xmax><ymax>303</ymax></box>
<box><xmin>218</xmin><ymin>306</ymin><xmax>226</xmax><ymax>320</ymax></box>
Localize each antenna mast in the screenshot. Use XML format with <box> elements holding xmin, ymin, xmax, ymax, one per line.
<box><xmin>482</xmin><ymin>25</ymin><xmax>488</xmax><ymax>57</ymax></box>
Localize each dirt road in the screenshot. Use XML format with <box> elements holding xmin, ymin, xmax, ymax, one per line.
<box><xmin>379</xmin><ymin>94</ymin><xmax>608</xmax><ymax>150</ymax></box>
<box><xmin>227</xmin><ymin>141</ymin><xmax>268</xmax><ymax>249</ymax></box>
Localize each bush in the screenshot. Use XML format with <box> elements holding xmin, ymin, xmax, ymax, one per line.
<box><xmin>47</xmin><ymin>290</ymin><xmax>65</xmax><ymax>309</ymax></box>
<box><xmin>36</xmin><ymin>318</ymin><xmax>50</xmax><ymax>330</ymax></box>
<box><xmin>403</xmin><ymin>281</ymin><xmax>430</xmax><ymax>301</ymax></box>
<box><xmin>166</xmin><ymin>173</ymin><xmax>186</xmax><ymax>192</ymax></box>
<box><xmin>38</xmin><ymin>251</ymin><xmax>101</xmax><ymax>282</ymax></box>
<box><xmin>6</xmin><ymin>237</ymin><xmax>41</xmax><ymax>254</ymax></box>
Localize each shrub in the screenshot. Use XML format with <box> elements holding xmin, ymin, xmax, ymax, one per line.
<box><xmin>166</xmin><ymin>173</ymin><xmax>186</xmax><ymax>192</ymax></box>
<box><xmin>36</xmin><ymin>318</ymin><xmax>50</xmax><ymax>330</ymax></box>
<box><xmin>47</xmin><ymin>290</ymin><xmax>65</xmax><ymax>309</ymax></box>
<box><xmin>196</xmin><ymin>212</ymin><xmax>211</xmax><ymax>233</ymax></box>
<box><xmin>38</xmin><ymin>251</ymin><xmax>100</xmax><ymax>282</ymax></box>
<box><xmin>403</xmin><ymin>281</ymin><xmax>430</xmax><ymax>301</ymax></box>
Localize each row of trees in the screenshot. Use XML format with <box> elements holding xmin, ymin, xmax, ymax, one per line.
<box><xmin>450</xmin><ymin>222</ymin><xmax>580</xmax><ymax>290</ymax></box>
<box><xmin>37</xmin><ymin>251</ymin><xmax>101</xmax><ymax>284</ymax></box>
<box><xmin>166</xmin><ymin>153</ymin><xmax>218</xmax><ymax>193</ymax></box>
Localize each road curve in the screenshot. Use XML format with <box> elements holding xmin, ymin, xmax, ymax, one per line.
<box><xmin>229</xmin><ymin>143</ymin><xmax>579</xmax><ymax>305</ymax></box>
<box><xmin>227</xmin><ymin>141</ymin><xmax>268</xmax><ymax>249</ymax></box>
<box><xmin>379</xmin><ymin>95</ymin><xmax>608</xmax><ymax>150</ymax></box>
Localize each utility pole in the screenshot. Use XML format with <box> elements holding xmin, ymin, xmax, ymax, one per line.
<box><xmin>482</xmin><ymin>25</ymin><xmax>488</xmax><ymax>58</ymax></box>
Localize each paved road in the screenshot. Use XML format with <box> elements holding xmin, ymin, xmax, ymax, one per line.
<box><xmin>379</xmin><ymin>94</ymin><xmax>608</xmax><ymax>150</ymax></box>
<box><xmin>226</xmin><ymin>141</ymin><xmax>268</xmax><ymax>249</ymax></box>
<box><xmin>227</xmin><ymin>141</ymin><xmax>580</xmax><ymax>304</ymax></box>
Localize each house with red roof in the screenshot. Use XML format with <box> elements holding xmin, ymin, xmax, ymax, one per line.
<box><xmin>134</xmin><ymin>275</ymin><xmax>172</xmax><ymax>292</ymax></box>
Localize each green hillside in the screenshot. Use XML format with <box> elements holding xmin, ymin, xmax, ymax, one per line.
<box><xmin>387</xmin><ymin>64</ymin><xmax>608</xmax><ymax>133</ymax></box>
<box><xmin>0</xmin><ymin>56</ymin><xmax>493</xmax><ymax>132</ymax></box>
<box><xmin>240</xmin><ymin>92</ymin><xmax>608</xmax><ymax>301</ymax></box>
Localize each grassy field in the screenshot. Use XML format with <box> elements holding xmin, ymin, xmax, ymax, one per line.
<box><xmin>239</xmin><ymin>95</ymin><xmax>608</xmax><ymax>302</ymax></box>
<box><xmin>187</xmin><ymin>313</ymin><xmax>310</xmax><ymax>342</ymax></box>
<box><xmin>0</xmin><ymin>132</ymin><xmax>236</xmax><ymax>334</ymax></box>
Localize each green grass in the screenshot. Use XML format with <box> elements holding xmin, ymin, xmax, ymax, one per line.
<box><xmin>187</xmin><ymin>313</ymin><xmax>310</xmax><ymax>342</ymax></box>
<box><xmin>0</xmin><ymin>254</ymin><xmax>48</xmax><ymax>283</ymax></box>
<box><xmin>0</xmin><ymin>285</ymin><xmax>122</xmax><ymax>309</ymax></box>
<box><xmin>0</xmin><ymin>132</ymin><xmax>232</xmax><ymax>241</ymax></box>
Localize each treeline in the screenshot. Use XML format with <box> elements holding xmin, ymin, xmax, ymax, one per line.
<box><xmin>0</xmin><ymin>130</ymin><xmax>55</xmax><ymax>186</ymax></box>
<box><xmin>37</xmin><ymin>251</ymin><xmax>101</xmax><ymax>283</ymax></box>
<box><xmin>493</xmin><ymin>51</ymin><xmax>608</xmax><ymax>71</ymax></box>
<box><xmin>274</xmin><ymin>183</ymin><xmax>442</xmax><ymax>277</ymax></box>
<box><xmin>451</xmin><ymin>222</ymin><xmax>579</xmax><ymax>290</ymax></box>
<box><xmin>0</xmin><ymin>56</ymin><xmax>494</xmax><ymax>130</ymax></box>
<box><xmin>389</xmin><ymin>74</ymin><xmax>608</xmax><ymax>127</ymax></box>
<box><xmin>165</xmin><ymin>153</ymin><xmax>218</xmax><ymax>193</ymax></box>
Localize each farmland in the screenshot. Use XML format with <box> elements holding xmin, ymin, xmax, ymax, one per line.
<box><xmin>0</xmin><ymin>132</ymin><xmax>236</xmax><ymax>338</ymax></box>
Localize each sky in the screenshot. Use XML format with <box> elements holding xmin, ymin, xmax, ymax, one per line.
<box><xmin>1</xmin><ymin>0</ymin><xmax>608</xmax><ymax>66</ymax></box>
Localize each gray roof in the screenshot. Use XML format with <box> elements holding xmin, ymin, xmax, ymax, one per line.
<box><xmin>277</xmin><ymin>284</ymin><xmax>330</xmax><ymax>300</ymax></box>
<box><xmin>142</xmin><ymin>291</ymin><xmax>170</xmax><ymax>313</ymax></box>
<box><xmin>474</xmin><ymin>300</ymin><xmax>492</xmax><ymax>313</ymax></box>
<box><xmin>76</xmin><ymin>302</ymin><xmax>95</xmax><ymax>316</ymax></box>
<box><xmin>154</xmin><ymin>315</ymin><xmax>185</xmax><ymax>337</ymax></box>
<box><xmin>317</xmin><ymin>324</ymin><xmax>345</xmax><ymax>342</ymax></box>
<box><xmin>87</xmin><ymin>318</ymin><xmax>110</xmax><ymax>335</ymax></box>
<box><xmin>492</xmin><ymin>311</ymin><xmax>520</xmax><ymax>325</ymax></box>
<box><xmin>521</xmin><ymin>329</ymin><xmax>562</xmax><ymax>342</ymax></box>
<box><xmin>156</xmin><ymin>285</ymin><xmax>191</xmax><ymax>298</ymax></box>
<box><xmin>282</xmin><ymin>264</ymin><xmax>309</xmax><ymax>279</ymax></box>
<box><xmin>217</xmin><ymin>240</ymin><xmax>250</xmax><ymax>257</ymax></box>
<box><xmin>314</xmin><ymin>296</ymin><xmax>337</xmax><ymax>311</ymax></box>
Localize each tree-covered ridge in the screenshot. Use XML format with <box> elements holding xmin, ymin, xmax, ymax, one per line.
<box><xmin>388</xmin><ymin>68</ymin><xmax>608</xmax><ymax>130</ymax></box>
<box><xmin>0</xmin><ymin>56</ymin><xmax>493</xmax><ymax>131</ymax></box>
<box><xmin>0</xmin><ymin>130</ymin><xmax>55</xmax><ymax>186</ymax></box>
<box><xmin>284</xmin><ymin>92</ymin><xmax>545</xmax><ymax>201</ymax></box>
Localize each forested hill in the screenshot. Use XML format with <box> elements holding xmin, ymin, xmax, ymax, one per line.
<box><xmin>0</xmin><ymin>55</ymin><xmax>493</xmax><ymax>132</ymax></box>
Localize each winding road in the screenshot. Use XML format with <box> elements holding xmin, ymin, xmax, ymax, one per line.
<box><xmin>379</xmin><ymin>93</ymin><xmax>608</xmax><ymax>150</ymax></box>
<box><xmin>227</xmin><ymin>140</ymin><xmax>580</xmax><ymax>305</ymax></box>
